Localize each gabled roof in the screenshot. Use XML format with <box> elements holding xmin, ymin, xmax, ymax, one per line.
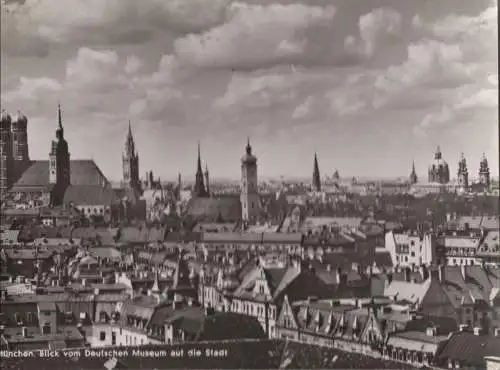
<box><xmin>186</xmin><ymin>196</ymin><xmax>241</xmax><ymax>223</ymax></box>
<box><xmin>63</xmin><ymin>185</ymin><xmax>119</xmax><ymax>205</ymax></box>
<box><xmin>12</xmin><ymin>159</ymin><xmax>109</xmax><ymax>188</ymax></box>
<box><xmin>435</xmin><ymin>332</ymin><xmax>500</xmax><ymax>367</ymax></box>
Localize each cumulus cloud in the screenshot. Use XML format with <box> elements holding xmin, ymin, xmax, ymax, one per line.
<box><xmin>1</xmin><ymin>0</ymin><xmax>231</xmax><ymax>56</ymax></box>
<box><xmin>346</xmin><ymin>8</ymin><xmax>402</xmax><ymax>58</ymax></box>
<box><xmin>2</xmin><ymin>77</ymin><xmax>62</xmax><ymax>103</ymax></box>
<box><xmin>124</xmin><ymin>55</ymin><xmax>143</xmax><ymax>75</ymax></box>
<box><xmin>174</xmin><ymin>2</ymin><xmax>336</xmax><ymax>70</ymax></box>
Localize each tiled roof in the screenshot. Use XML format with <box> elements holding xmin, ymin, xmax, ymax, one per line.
<box><xmin>88</xmin><ymin>247</ymin><xmax>122</xmax><ymax>260</ymax></box>
<box><xmin>203</xmin><ymin>232</ymin><xmax>262</xmax><ymax>243</ymax></box>
<box><xmin>436</xmin><ymin>332</ymin><xmax>500</xmax><ymax>367</ymax></box>
<box><xmin>12</xmin><ymin>159</ymin><xmax>109</xmax><ymax>188</ymax></box>
<box><xmin>63</xmin><ymin>185</ymin><xmax>119</xmax><ymax>205</ymax></box>
<box><xmin>384</xmin><ymin>279</ymin><xmax>431</xmax><ymax>304</ymax></box>
<box><xmin>186</xmin><ymin>196</ymin><xmax>241</xmax><ymax>223</ymax></box>
<box><xmin>5</xmin><ymin>249</ymin><xmax>53</xmax><ymax>260</ymax></box>
<box><xmin>164</xmin><ymin>231</ymin><xmax>202</xmax><ymax>243</ymax></box>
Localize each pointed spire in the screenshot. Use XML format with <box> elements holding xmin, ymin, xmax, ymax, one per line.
<box><xmin>151</xmin><ymin>271</ymin><xmax>160</xmax><ymax>294</ymax></box>
<box><xmin>313</xmin><ymin>152</ymin><xmax>321</xmax><ymax>191</ymax></box>
<box><xmin>58</xmin><ymin>102</ymin><xmax>63</xmax><ymax>129</ymax></box>
<box><xmin>194</xmin><ymin>141</ymin><xmax>207</xmax><ymax>197</ymax></box>
<box><xmin>246</xmin><ymin>136</ymin><xmax>252</xmax><ymax>155</ymax></box>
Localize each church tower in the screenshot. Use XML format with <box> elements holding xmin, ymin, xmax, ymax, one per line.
<box><xmin>49</xmin><ymin>103</ymin><xmax>71</xmax><ymax>204</ymax></box>
<box><xmin>0</xmin><ymin>110</ymin><xmax>14</xmax><ymax>195</ymax></box>
<box><xmin>478</xmin><ymin>153</ymin><xmax>490</xmax><ymax>188</ymax></box>
<box><xmin>193</xmin><ymin>142</ymin><xmax>208</xmax><ymax>198</ymax></box>
<box><xmin>241</xmin><ymin>138</ymin><xmax>259</xmax><ymax>224</ymax></box>
<box><xmin>457</xmin><ymin>153</ymin><xmax>469</xmax><ymax>188</ymax></box>
<box><xmin>312</xmin><ymin>153</ymin><xmax>321</xmax><ymax>192</ymax></box>
<box><xmin>122</xmin><ymin>121</ymin><xmax>140</xmax><ymax>190</ymax></box>
<box><xmin>409</xmin><ymin>161</ymin><xmax>418</xmax><ymax>184</ymax></box>
<box><xmin>11</xmin><ymin>110</ymin><xmax>29</xmax><ymax>163</ymax></box>
<box><xmin>204</xmin><ymin>165</ymin><xmax>210</xmax><ymax>197</ymax></box>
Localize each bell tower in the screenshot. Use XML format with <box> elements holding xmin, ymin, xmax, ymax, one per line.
<box><xmin>457</xmin><ymin>153</ymin><xmax>468</xmax><ymax>188</ymax></box>
<box><xmin>240</xmin><ymin>138</ymin><xmax>259</xmax><ymax>224</ymax></box>
<box><xmin>478</xmin><ymin>153</ymin><xmax>490</xmax><ymax>188</ymax></box>
<box><xmin>123</xmin><ymin>121</ymin><xmax>140</xmax><ymax>190</ymax></box>
<box><xmin>312</xmin><ymin>153</ymin><xmax>321</xmax><ymax>192</ymax></box>
<box><xmin>49</xmin><ymin>103</ymin><xmax>71</xmax><ymax>204</ymax></box>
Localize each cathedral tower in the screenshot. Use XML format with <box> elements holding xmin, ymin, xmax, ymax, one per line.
<box><xmin>11</xmin><ymin>110</ymin><xmax>29</xmax><ymax>163</ymax></box>
<box><xmin>313</xmin><ymin>153</ymin><xmax>321</xmax><ymax>192</ymax></box>
<box><xmin>49</xmin><ymin>103</ymin><xmax>71</xmax><ymax>204</ymax></box>
<box><xmin>123</xmin><ymin>121</ymin><xmax>140</xmax><ymax>190</ymax></box>
<box><xmin>457</xmin><ymin>153</ymin><xmax>469</xmax><ymax>188</ymax></box>
<box><xmin>193</xmin><ymin>142</ymin><xmax>208</xmax><ymax>198</ymax></box>
<box><xmin>478</xmin><ymin>153</ymin><xmax>490</xmax><ymax>188</ymax></box>
<box><xmin>204</xmin><ymin>165</ymin><xmax>210</xmax><ymax>197</ymax></box>
<box><xmin>0</xmin><ymin>110</ymin><xmax>14</xmax><ymax>194</ymax></box>
<box><xmin>241</xmin><ymin>138</ymin><xmax>259</xmax><ymax>224</ymax></box>
<box><xmin>409</xmin><ymin>160</ymin><xmax>418</xmax><ymax>185</ymax></box>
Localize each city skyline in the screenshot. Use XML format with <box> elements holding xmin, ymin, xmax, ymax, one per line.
<box><xmin>1</xmin><ymin>0</ymin><xmax>498</xmax><ymax>182</ymax></box>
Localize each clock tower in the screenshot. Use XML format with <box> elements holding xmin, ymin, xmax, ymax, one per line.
<box><xmin>240</xmin><ymin>138</ymin><xmax>259</xmax><ymax>224</ymax></box>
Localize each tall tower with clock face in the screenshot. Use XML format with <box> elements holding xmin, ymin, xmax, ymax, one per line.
<box><xmin>48</xmin><ymin>103</ymin><xmax>71</xmax><ymax>205</ymax></box>
<box><xmin>240</xmin><ymin>138</ymin><xmax>259</xmax><ymax>224</ymax></box>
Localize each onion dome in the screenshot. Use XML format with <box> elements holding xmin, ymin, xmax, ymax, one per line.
<box><xmin>0</xmin><ymin>109</ymin><xmax>12</xmax><ymax>130</ymax></box>
<box><xmin>241</xmin><ymin>137</ymin><xmax>257</xmax><ymax>164</ymax></box>
<box><xmin>12</xmin><ymin>110</ymin><xmax>28</xmax><ymax>130</ymax></box>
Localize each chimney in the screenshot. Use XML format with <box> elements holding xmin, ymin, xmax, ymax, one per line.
<box><xmin>426</xmin><ymin>326</ymin><xmax>437</xmax><ymax>337</ymax></box>
<box><xmin>22</xmin><ymin>326</ymin><xmax>28</xmax><ymax>338</ymax></box>
<box><xmin>336</xmin><ymin>267</ymin><xmax>342</xmax><ymax>285</ymax></box>
<box><xmin>473</xmin><ymin>327</ymin><xmax>482</xmax><ymax>336</ymax></box>
<box><xmin>438</xmin><ymin>264</ymin><xmax>445</xmax><ymax>283</ymax></box>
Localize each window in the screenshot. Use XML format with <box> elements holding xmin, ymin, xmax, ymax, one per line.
<box><xmin>411</xmin><ymin>252</ymin><xmax>415</xmax><ymax>257</ymax></box>
<box><xmin>111</xmin><ymin>332</ymin><xmax>116</xmax><ymax>345</ymax></box>
<box><xmin>100</xmin><ymin>331</ymin><xmax>106</xmax><ymax>341</ymax></box>
<box><xmin>42</xmin><ymin>323</ymin><xmax>51</xmax><ymax>335</ymax></box>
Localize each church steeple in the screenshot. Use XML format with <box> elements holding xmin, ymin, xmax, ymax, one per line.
<box><xmin>123</xmin><ymin>121</ymin><xmax>140</xmax><ymax>189</ymax></box>
<box><xmin>434</xmin><ymin>146</ymin><xmax>442</xmax><ymax>160</ymax></box>
<box><xmin>457</xmin><ymin>153</ymin><xmax>468</xmax><ymax>188</ymax></box>
<box><xmin>49</xmin><ymin>102</ymin><xmax>70</xmax><ymax>205</ymax></box>
<box><xmin>410</xmin><ymin>160</ymin><xmax>418</xmax><ymax>184</ymax></box>
<box><xmin>194</xmin><ymin>141</ymin><xmax>208</xmax><ymax>197</ymax></box>
<box><xmin>478</xmin><ymin>153</ymin><xmax>490</xmax><ymax>188</ymax></box>
<box><xmin>204</xmin><ymin>164</ymin><xmax>210</xmax><ymax>197</ymax></box>
<box><xmin>313</xmin><ymin>152</ymin><xmax>321</xmax><ymax>192</ymax></box>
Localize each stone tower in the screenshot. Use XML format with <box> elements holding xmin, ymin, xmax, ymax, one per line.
<box><xmin>123</xmin><ymin>121</ymin><xmax>140</xmax><ymax>190</ymax></box>
<box><xmin>313</xmin><ymin>152</ymin><xmax>321</xmax><ymax>192</ymax></box>
<box><xmin>0</xmin><ymin>110</ymin><xmax>14</xmax><ymax>195</ymax></box>
<box><xmin>457</xmin><ymin>153</ymin><xmax>469</xmax><ymax>188</ymax></box>
<box><xmin>49</xmin><ymin>103</ymin><xmax>71</xmax><ymax>204</ymax></box>
<box><xmin>204</xmin><ymin>164</ymin><xmax>210</xmax><ymax>197</ymax></box>
<box><xmin>409</xmin><ymin>160</ymin><xmax>418</xmax><ymax>185</ymax></box>
<box><xmin>478</xmin><ymin>153</ymin><xmax>490</xmax><ymax>188</ymax></box>
<box><xmin>240</xmin><ymin>138</ymin><xmax>259</xmax><ymax>224</ymax></box>
<box><xmin>11</xmin><ymin>110</ymin><xmax>29</xmax><ymax>164</ymax></box>
<box><xmin>193</xmin><ymin>142</ymin><xmax>208</xmax><ymax>198</ymax></box>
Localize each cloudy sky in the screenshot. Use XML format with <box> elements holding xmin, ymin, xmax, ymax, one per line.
<box><xmin>1</xmin><ymin>0</ymin><xmax>498</xmax><ymax>182</ymax></box>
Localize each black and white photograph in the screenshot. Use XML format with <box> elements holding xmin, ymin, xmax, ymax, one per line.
<box><xmin>0</xmin><ymin>0</ymin><xmax>499</xmax><ymax>369</ymax></box>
